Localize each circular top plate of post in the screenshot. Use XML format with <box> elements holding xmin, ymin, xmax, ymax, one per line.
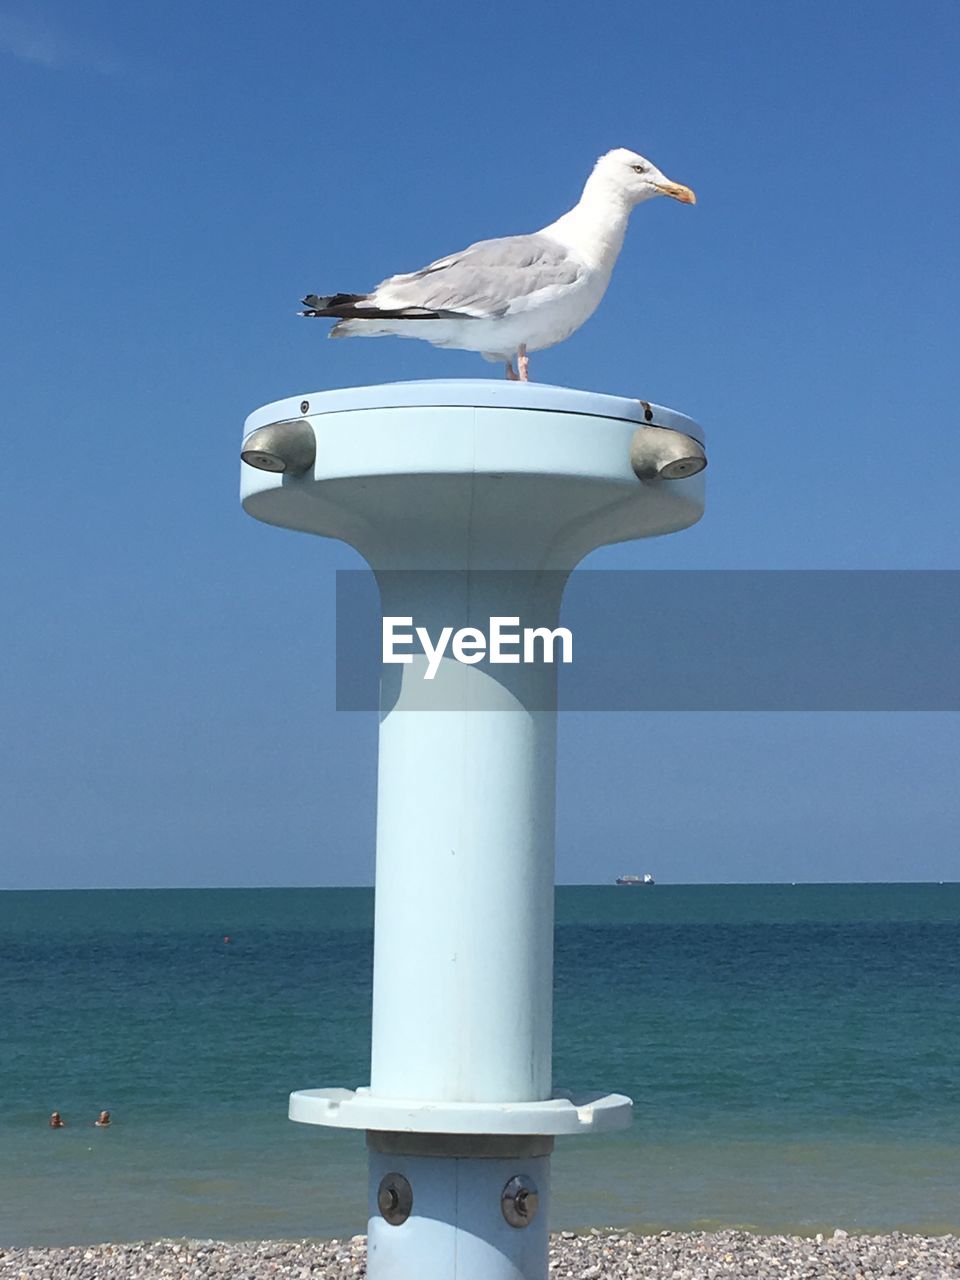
<box><xmin>241</xmin><ymin>380</ymin><xmax>706</xmax><ymax>568</ymax></box>
<box><xmin>243</xmin><ymin>379</ymin><xmax>704</xmax><ymax>444</ymax></box>
<box><xmin>288</xmin><ymin>1086</ymin><xmax>633</xmax><ymax>1136</ymax></box>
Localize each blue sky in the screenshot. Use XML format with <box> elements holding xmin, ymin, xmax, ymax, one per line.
<box><xmin>1</xmin><ymin>1</ymin><xmax>957</xmax><ymax>887</ymax></box>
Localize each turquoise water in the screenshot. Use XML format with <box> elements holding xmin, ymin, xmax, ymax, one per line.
<box><xmin>1</xmin><ymin>885</ymin><xmax>959</xmax><ymax>1244</ymax></box>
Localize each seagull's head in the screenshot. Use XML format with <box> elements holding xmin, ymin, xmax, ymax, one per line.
<box><xmin>594</xmin><ymin>148</ymin><xmax>696</xmax><ymax>209</ymax></box>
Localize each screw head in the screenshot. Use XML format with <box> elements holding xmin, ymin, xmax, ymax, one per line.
<box><xmin>377</xmin><ymin>1172</ymin><xmax>413</xmax><ymax>1225</ymax></box>
<box><xmin>501</xmin><ymin>1174</ymin><xmax>539</xmax><ymax>1227</ymax></box>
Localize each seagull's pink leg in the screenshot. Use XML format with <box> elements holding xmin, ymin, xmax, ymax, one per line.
<box><xmin>505</xmin><ymin>360</ymin><xmax>519</xmax><ymax>381</ymax></box>
<box><xmin>517</xmin><ymin>345</ymin><xmax>530</xmax><ymax>382</ymax></box>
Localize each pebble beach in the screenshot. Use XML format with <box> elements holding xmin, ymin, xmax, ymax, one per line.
<box><xmin>3</xmin><ymin>1231</ymin><xmax>959</xmax><ymax>1280</ymax></box>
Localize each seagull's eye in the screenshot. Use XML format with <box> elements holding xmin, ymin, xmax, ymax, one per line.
<box><xmin>632</xmin><ymin>164</ymin><xmax>647</xmax><ymax>174</ymax></box>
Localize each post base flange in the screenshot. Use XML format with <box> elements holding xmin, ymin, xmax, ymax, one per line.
<box><xmin>289</xmin><ymin>1086</ymin><xmax>632</xmax><ymax>1135</ymax></box>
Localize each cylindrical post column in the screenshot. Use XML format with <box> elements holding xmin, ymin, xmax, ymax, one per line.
<box><xmin>366</xmin><ymin>571</ymin><xmax>565</xmax><ymax>1279</ymax></box>
<box><xmin>369</xmin><ymin>571</ymin><xmax>564</xmax><ymax>1104</ymax></box>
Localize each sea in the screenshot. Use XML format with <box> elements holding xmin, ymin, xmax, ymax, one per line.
<box><xmin>1</xmin><ymin>884</ymin><xmax>959</xmax><ymax>1246</ymax></box>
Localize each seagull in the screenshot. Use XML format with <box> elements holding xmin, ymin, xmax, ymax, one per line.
<box><xmin>300</xmin><ymin>148</ymin><xmax>695</xmax><ymax>382</ymax></box>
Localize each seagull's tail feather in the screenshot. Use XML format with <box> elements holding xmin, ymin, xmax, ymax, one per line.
<box><xmin>299</xmin><ymin>292</ymin><xmax>468</xmax><ymax>328</ymax></box>
<box><xmin>299</xmin><ymin>292</ymin><xmax>368</xmax><ymax>317</ymax></box>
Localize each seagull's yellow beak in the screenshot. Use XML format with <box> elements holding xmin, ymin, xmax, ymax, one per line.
<box><xmin>656</xmin><ymin>181</ymin><xmax>697</xmax><ymax>205</ymax></box>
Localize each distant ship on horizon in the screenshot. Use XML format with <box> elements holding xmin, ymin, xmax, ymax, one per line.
<box><xmin>615</xmin><ymin>873</ymin><xmax>655</xmax><ymax>886</ymax></box>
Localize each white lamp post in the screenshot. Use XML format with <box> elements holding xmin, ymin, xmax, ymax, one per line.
<box><xmin>241</xmin><ymin>380</ymin><xmax>705</xmax><ymax>1280</ymax></box>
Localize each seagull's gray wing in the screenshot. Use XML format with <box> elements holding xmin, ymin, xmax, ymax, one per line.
<box><xmin>372</xmin><ymin>234</ymin><xmax>584</xmax><ymax>319</ymax></box>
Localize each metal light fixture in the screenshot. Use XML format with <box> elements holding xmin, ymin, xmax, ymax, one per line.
<box><xmin>241</xmin><ymin>418</ymin><xmax>316</xmax><ymax>476</ymax></box>
<box><xmin>630</xmin><ymin>425</ymin><xmax>707</xmax><ymax>481</ymax></box>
